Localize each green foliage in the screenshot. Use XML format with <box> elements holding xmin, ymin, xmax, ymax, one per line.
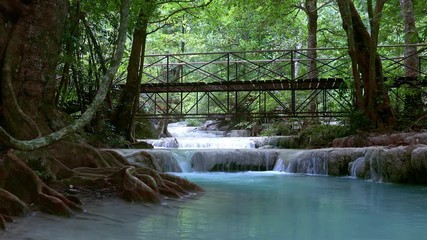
<box><xmin>185</xmin><ymin>118</ymin><xmax>204</xmax><ymax>127</ymax></box>
<box><xmin>259</xmin><ymin>121</ymin><xmax>350</xmax><ymax>147</ymax></box>
<box><xmin>146</xmin><ymin>0</ymin><xmax>313</xmax><ymax>54</ymax></box>
<box><xmin>233</xmin><ymin>121</ymin><xmax>252</xmax><ymax>130</ymax></box>
<box><xmin>260</xmin><ymin>121</ymin><xmax>297</xmax><ymax>136</ymax></box>
<box><xmin>299</xmin><ymin>124</ymin><xmax>349</xmax><ymax>148</ymax></box>
<box><xmin>347</xmin><ymin>109</ymin><xmax>373</xmax><ymax>132</ymax></box>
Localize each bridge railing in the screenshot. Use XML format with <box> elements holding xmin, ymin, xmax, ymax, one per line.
<box><xmin>142</xmin><ymin>44</ymin><xmax>427</xmax><ymax>85</ymax></box>
<box><xmin>139</xmin><ymin>44</ymin><xmax>427</xmax><ymax>119</ymax></box>
<box><xmin>378</xmin><ymin>44</ymin><xmax>427</xmax><ymax>79</ymax></box>
<box><xmin>142</xmin><ymin>47</ymin><xmax>354</xmax><ymax>84</ymax></box>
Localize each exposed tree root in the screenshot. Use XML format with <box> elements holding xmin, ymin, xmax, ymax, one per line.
<box><xmin>0</xmin><ymin>152</ymin><xmax>82</xmax><ymax>217</ymax></box>
<box><xmin>110</xmin><ymin>167</ymin><xmax>161</xmax><ymax>203</ymax></box>
<box><xmin>0</xmin><ymin>188</ymin><xmax>29</xmax><ymax>230</ymax></box>
<box><xmin>0</xmin><ymin>144</ymin><xmax>204</xmax><ymax>231</ymax></box>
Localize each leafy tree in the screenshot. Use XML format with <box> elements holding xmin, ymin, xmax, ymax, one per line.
<box><xmin>337</xmin><ymin>0</ymin><xmax>396</xmax><ymax>128</ymax></box>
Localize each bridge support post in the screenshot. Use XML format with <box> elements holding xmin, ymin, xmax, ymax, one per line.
<box><xmin>291</xmin><ymin>50</ymin><xmax>296</xmax><ymax>115</ymax></box>
<box><xmin>291</xmin><ymin>90</ymin><xmax>296</xmax><ymax>114</ymax></box>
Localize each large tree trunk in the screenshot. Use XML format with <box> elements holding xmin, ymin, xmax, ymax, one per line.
<box><xmin>0</xmin><ymin>0</ymin><xmax>69</xmax><ymax>140</ymax></box>
<box><xmin>0</xmin><ymin>0</ymin><xmax>83</xmax><ymax>222</ymax></box>
<box><xmin>337</xmin><ymin>0</ymin><xmax>396</xmax><ymax>128</ymax></box>
<box><xmin>0</xmin><ymin>0</ymin><xmax>128</xmax><ymax>151</ymax></box>
<box><xmin>0</xmin><ymin>0</ymin><xmax>202</xmax><ymax>230</ymax></box>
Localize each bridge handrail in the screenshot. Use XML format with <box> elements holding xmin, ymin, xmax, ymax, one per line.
<box><xmin>144</xmin><ymin>43</ymin><xmax>427</xmax><ymax>58</ymax></box>
<box><xmin>143</xmin><ymin>55</ymin><xmax>424</xmax><ymax>67</ymax></box>
<box><xmin>140</xmin><ymin>44</ymin><xmax>427</xmax><ymax>85</ymax></box>
<box><xmin>143</xmin><ymin>57</ymin><xmax>352</xmax><ymax>67</ymax></box>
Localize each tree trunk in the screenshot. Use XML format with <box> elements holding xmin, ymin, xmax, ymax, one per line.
<box><xmin>56</xmin><ymin>0</ymin><xmax>81</xmax><ymax>108</ymax></box>
<box><xmin>305</xmin><ymin>0</ymin><xmax>319</xmax><ymax>119</ymax></box>
<box><xmin>112</xmin><ymin>3</ymin><xmax>154</xmax><ymax>142</ymax></box>
<box><xmin>0</xmin><ymin>0</ymin><xmax>69</xmax><ymax>140</ymax></box>
<box><xmin>337</xmin><ymin>0</ymin><xmax>396</xmax><ymax>128</ymax></box>
<box><xmin>399</xmin><ymin>0</ymin><xmax>422</xmax><ymax>119</ymax></box>
<box><xmin>0</xmin><ymin>0</ymin><xmax>83</xmax><ymax>221</ymax></box>
<box><xmin>399</xmin><ymin>0</ymin><xmax>419</xmax><ymax>78</ymax></box>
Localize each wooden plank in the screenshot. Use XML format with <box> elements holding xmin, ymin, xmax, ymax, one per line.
<box><xmin>139</xmin><ymin>78</ymin><xmax>346</xmax><ymax>93</ymax></box>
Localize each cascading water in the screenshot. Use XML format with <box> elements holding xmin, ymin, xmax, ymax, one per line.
<box><xmin>272</xmin><ymin>150</ymin><xmax>304</xmax><ymax>172</ymax></box>
<box><xmin>147</xmin><ymin>137</ymin><xmax>257</xmax><ymax>149</ymax></box>
<box><xmin>138</xmin><ymin>122</ymin><xmax>418</xmax><ymax>182</ymax></box>
<box><xmin>138</xmin><ymin>122</ymin><xmax>283</xmax><ymax>172</ymax></box>
<box><xmin>349</xmin><ymin>156</ymin><xmax>366</xmax><ymax>177</ymax></box>
<box><xmin>138</xmin><ymin>122</ymin><xmax>331</xmax><ymax>174</ymax></box>
<box><xmin>146</xmin><ymin>122</ymin><xmax>257</xmax><ymax>149</ymax></box>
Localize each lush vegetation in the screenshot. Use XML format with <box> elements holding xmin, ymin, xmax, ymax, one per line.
<box><xmin>53</xmin><ymin>0</ymin><xmax>427</xmax><ymax>140</ymax></box>
<box><xmin>0</xmin><ymin>0</ymin><xmax>426</xmax><ymax>230</ymax></box>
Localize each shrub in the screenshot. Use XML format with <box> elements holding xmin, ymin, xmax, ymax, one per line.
<box><xmin>299</xmin><ymin>124</ymin><xmax>349</xmax><ymax>148</ymax></box>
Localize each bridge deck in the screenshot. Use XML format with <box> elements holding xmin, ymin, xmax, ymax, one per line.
<box><xmin>139</xmin><ymin>76</ymin><xmax>427</xmax><ymax>93</ymax></box>
<box><xmin>140</xmin><ymin>78</ymin><xmax>345</xmax><ymax>93</ymax></box>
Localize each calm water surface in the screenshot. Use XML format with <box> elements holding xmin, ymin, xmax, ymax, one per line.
<box><xmin>2</xmin><ymin>172</ymin><xmax>427</xmax><ymax>240</ymax></box>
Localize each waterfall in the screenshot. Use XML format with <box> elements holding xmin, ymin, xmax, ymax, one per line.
<box><xmin>349</xmin><ymin>157</ymin><xmax>366</xmax><ymax>178</ymax></box>
<box><xmin>271</xmin><ymin>149</ymin><xmax>332</xmax><ymax>175</ymax></box>
<box><xmin>122</xmin><ymin>124</ymin><xmax>427</xmax><ymax>184</ymax></box>
<box><xmin>171</xmin><ymin>151</ymin><xmax>194</xmax><ymax>172</ymax></box>
<box><xmin>190</xmin><ymin>149</ymin><xmax>278</xmax><ymax>172</ymax></box>
<box><xmin>273</xmin><ymin>158</ymin><xmax>286</xmax><ymax>172</ymax></box>
<box><xmin>286</xmin><ymin>150</ymin><xmax>329</xmax><ymax>175</ymax></box>
<box><xmin>272</xmin><ymin>150</ymin><xmax>304</xmax><ymax>172</ymax></box>
<box><xmin>138</xmin><ymin>122</ymin><xmax>356</xmax><ymax>176</ymax></box>
<box><xmin>146</xmin><ymin>137</ymin><xmax>256</xmax><ymax>149</ymax></box>
<box><xmin>144</xmin><ymin>122</ymin><xmax>256</xmax><ymax>149</ymax></box>
<box><xmin>147</xmin><ymin>138</ymin><xmax>180</xmax><ymax>148</ymax></box>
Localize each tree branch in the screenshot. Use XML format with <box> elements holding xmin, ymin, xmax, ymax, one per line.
<box><xmin>315</xmin><ymin>0</ymin><xmax>333</xmax><ymax>12</ymax></box>
<box><xmin>147</xmin><ymin>22</ymin><xmax>169</xmax><ymax>35</ymax></box>
<box><xmin>149</xmin><ymin>0</ymin><xmax>213</xmax><ymax>24</ymax></box>
<box><xmin>293</xmin><ymin>4</ymin><xmax>307</xmax><ymax>14</ymax></box>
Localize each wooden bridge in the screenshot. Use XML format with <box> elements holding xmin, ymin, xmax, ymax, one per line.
<box><xmin>136</xmin><ymin>44</ymin><xmax>427</xmax><ymax>120</ymax></box>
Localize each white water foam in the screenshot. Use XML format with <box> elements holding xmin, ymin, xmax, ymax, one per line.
<box><xmin>145</xmin><ymin>122</ymin><xmax>256</xmax><ymax>149</ymax></box>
